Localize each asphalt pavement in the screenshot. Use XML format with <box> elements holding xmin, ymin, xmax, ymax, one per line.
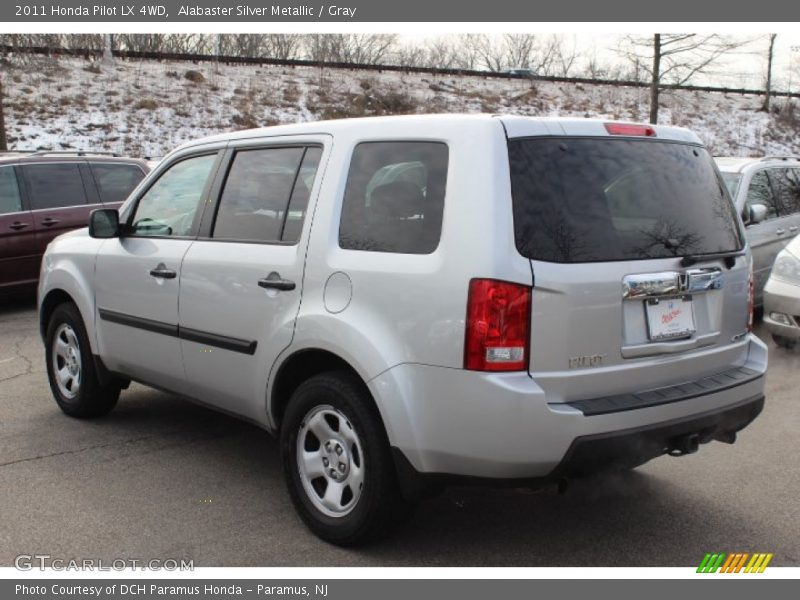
<box><xmin>1</xmin><ymin>294</ymin><xmax>798</xmax><ymax>567</ymax></box>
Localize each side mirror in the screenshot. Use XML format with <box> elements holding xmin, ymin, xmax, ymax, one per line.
<box><xmin>747</xmin><ymin>204</ymin><xmax>768</xmax><ymax>226</ymax></box>
<box><xmin>89</xmin><ymin>208</ymin><xmax>120</xmax><ymax>239</ymax></box>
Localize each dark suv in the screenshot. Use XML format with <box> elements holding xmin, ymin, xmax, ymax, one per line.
<box><xmin>0</xmin><ymin>152</ymin><xmax>149</xmax><ymax>295</ymax></box>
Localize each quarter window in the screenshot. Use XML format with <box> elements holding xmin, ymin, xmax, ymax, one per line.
<box><xmin>339</xmin><ymin>142</ymin><xmax>448</xmax><ymax>254</ymax></box>
<box><xmin>130</xmin><ymin>154</ymin><xmax>217</xmax><ymax>237</ymax></box>
<box><xmin>282</xmin><ymin>147</ymin><xmax>323</xmax><ymax>243</ymax></box>
<box><xmin>745</xmin><ymin>171</ymin><xmax>779</xmax><ymax>221</ymax></box>
<box><xmin>22</xmin><ymin>163</ymin><xmax>88</xmax><ymax>210</ymax></box>
<box><xmin>0</xmin><ymin>166</ymin><xmax>22</xmax><ymax>215</ymax></box>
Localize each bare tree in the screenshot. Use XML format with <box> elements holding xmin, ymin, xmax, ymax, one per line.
<box><xmin>452</xmin><ymin>35</ymin><xmax>483</xmax><ymax>70</ymax></box>
<box><xmin>763</xmin><ymin>34</ymin><xmax>777</xmax><ymax>112</ymax></box>
<box><xmin>304</xmin><ymin>34</ymin><xmax>398</xmax><ymax>64</ymax></box>
<box><xmin>621</xmin><ymin>33</ymin><xmax>753</xmax><ymax>124</ymax></box>
<box><xmin>552</xmin><ymin>35</ymin><xmax>580</xmax><ymax>77</ymax></box>
<box><xmin>265</xmin><ymin>34</ymin><xmax>303</xmax><ymax>61</ymax></box>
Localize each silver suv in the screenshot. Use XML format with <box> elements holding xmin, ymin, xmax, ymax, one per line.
<box><xmin>38</xmin><ymin>115</ymin><xmax>767</xmax><ymax>545</ymax></box>
<box><xmin>716</xmin><ymin>156</ymin><xmax>800</xmax><ymax>304</ymax></box>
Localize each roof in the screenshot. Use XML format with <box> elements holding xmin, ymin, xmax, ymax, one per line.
<box><xmin>172</xmin><ymin>113</ymin><xmax>707</xmax><ymax>154</ymax></box>
<box><xmin>0</xmin><ymin>153</ymin><xmax>149</xmax><ymax>167</ymax></box>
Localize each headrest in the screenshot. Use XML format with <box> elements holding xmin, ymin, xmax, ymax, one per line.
<box><xmin>369</xmin><ymin>181</ymin><xmax>425</xmax><ymax>219</ymax></box>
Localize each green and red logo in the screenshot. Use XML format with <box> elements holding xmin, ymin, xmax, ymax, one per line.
<box><xmin>697</xmin><ymin>552</ymin><xmax>773</xmax><ymax>573</ymax></box>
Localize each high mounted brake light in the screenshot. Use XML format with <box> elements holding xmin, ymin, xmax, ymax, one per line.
<box><xmin>464</xmin><ymin>279</ymin><xmax>531</xmax><ymax>372</ymax></box>
<box><xmin>604</xmin><ymin>123</ymin><xmax>657</xmax><ymax>137</ymax></box>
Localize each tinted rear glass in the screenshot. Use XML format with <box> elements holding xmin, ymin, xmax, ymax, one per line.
<box><xmin>91</xmin><ymin>163</ymin><xmax>145</xmax><ymax>204</ymax></box>
<box><xmin>508</xmin><ymin>138</ymin><xmax>743</xmax><ymax>263</ymax></box>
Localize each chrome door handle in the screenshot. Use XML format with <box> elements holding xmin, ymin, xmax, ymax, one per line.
<box><xmin>776</xmin><ymin>228</ymin><xmax>786</xmax><ymax>236</ymax></box>
<box><xmin>790</xmin><ymin>226</ymin><xmax>798</xmax><ymax>233</ymax></box>
<box><xmin>149</xmin><ymin>267</ymin><xmax>177</xmax><ymax>279</ymax></box>
<box><xmin>258</xmin><ymin>272</ymin><xmax>296</xmax><ymax>291</ymax></box>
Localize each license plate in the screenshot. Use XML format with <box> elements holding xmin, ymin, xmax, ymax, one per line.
<box><xmin>645</xmin><ymin>296</ymin><xmax>695</xmax><ymax>341</ymax></box>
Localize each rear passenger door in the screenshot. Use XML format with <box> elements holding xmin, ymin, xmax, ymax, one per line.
<box><xmin>178</xmin><ymin>139</ymin><xmax>327</xmax><ymax>421</ymax></box>
<box><xmin>0</xmin><ymin>164</ymin><xmax>37</xmax><ymax>290</ymax></box>
<box><xmin>21</xmin><ymin>161</ymin><xmax>97</xmax><ymax>255</ymax></box>
<box><xmin>742</xmin><ymin>169</ymin><xmax>785</xmax><ymax>298</ymax></box>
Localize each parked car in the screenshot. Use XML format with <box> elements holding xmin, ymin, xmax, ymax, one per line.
<box><xmin>0</xmin><ymin>151</ymin><xmax>149</xmax><ymax>295</ymax></box>
<box><xmin>715</xmin><ymin>156</ymin><xmax>800</xmax><ymax>305</ymax></box>
<box><xmin>763</xmin><ymin>232</ymin><xmax>800</xmax><ymax>348</ymax></box>
<box><xmin>38</xmin><ymin>115</ymin><xmax>766</xmax><ymax>545</ymax></box>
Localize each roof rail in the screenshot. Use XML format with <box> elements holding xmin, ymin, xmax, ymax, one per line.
<box><xmin>30</xmin><ymin>150</ymin><xmax>120</xmax><ymax>157</ymax></box>
<box><xmin>759</xmin><ymin>155</ymin><xmax>800</xmax><ymax>162</ymax></box>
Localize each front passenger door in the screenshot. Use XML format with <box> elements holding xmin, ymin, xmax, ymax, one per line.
<box><xmin>95</xmin><ymin>151</ymin><xmax>222</xmax><ymax>391</ymax></box>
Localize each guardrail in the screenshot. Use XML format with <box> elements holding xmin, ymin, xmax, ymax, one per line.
<box><xmin>2</xmin><ymin>44</ymin><xmax>796</xmax><ymax>99</ymax></box>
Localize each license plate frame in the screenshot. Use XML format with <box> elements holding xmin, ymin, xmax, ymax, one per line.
<box><xmin>644</xmin><ymin>295</ymin><xmax>696</xmax><ymax>341</ymax></box>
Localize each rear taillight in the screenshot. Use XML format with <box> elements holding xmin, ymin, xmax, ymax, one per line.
<box><xmin>604</xmin><ymin>123</ymin><xmax>657</xmax><ymax>137</ymax></box>
<box><xmin>464</xmin><ymin>279</ymin><xmax>531</xmax><ymax>371</ymax></box>
<box><xmin>747</xmin><ymin>268</ymin><xmax>754</xmax><ymax>333</ymax></box>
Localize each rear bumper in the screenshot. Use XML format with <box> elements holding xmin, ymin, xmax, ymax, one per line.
<box><xmin>763</xmin><ymin>278</ymin><xmax>800</xmax><ymax>339</ymax></box>
<box><xmin>392</xmin><ymin>393</ymin><xmax>764</xmax><ymax>496</ymax></box>
<box><xmin>369</xmin><ymin>334</ymin><xmax>767</xmax><ymax>481</ymax></box>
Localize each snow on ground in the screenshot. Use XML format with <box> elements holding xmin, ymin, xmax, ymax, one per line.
<box><xmin>2</xmin><ymin>56</ymin><xmax>798</xmax><ymax>158</ymax></box>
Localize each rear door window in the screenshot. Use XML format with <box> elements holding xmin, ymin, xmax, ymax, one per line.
<box><xmin>768</xmin><ymin>167</ymin><xmax>800</xmax><ymax>216</ymax></box>
<box><xmin>0</xmin><ymin>166</ymin><xmax>22</xmax><ymax>215</ymax></box>
<box><xmin>508</xmin><ymin>138</ymin><xmax>743</xmax><ymax>263</ymax></box>
<box><xmin>745</xmin><ymin>171</ymin><xmax>779</xmax><ymax>221</ymax></box>
<box><xmin>22</xmin><ymin>163</ymin><xmax>88</xmax><ymax>210</ymax></box>
<box><xmin>90</xmin><ymin>163</ymin><xmax>146</xmax><ymax>204</ymax></box>
<box><xmin>339</xmin><ymin>142</ymin><xmax>448</xmax><ymax>254</ymax></box>
<box><xmin>212</xmin><ymin>146</ymin><xmax>315</xmax><ymax>243</ymax></box>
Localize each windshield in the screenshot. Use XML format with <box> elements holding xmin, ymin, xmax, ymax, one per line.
<box><xmin>508</xmin><ymin>138</ymin><xmax>744</xmax><ymax>263</ymax></box>
<box><xmin>720</xmin><ymin>172</ymin><xmax>743</xmax><ymax>199</ymax></box>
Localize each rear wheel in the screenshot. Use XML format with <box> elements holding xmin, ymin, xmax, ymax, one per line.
<box><xmin>772</xmin><ymin>334</ymin><xmax>798</xmax><ymax>349</ymax></box>
<box><xmin>280</xmin><ymin>371</ymin><xmax>413</xmax><ymax>545</ymax></box>
<box><xmin>45</xmin><ymin>303</ymin><xmax>121</xmax><ymax>418</ymax></box>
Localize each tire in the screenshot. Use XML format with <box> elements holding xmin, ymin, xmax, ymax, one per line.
<box><xmin>280</xmin><ymin>371</ymin><xmax>413</xmax><ymax>545</ymax></box>
<box><xmin>45</xmin><ymin>302</ymin><xmax>121</xmax><ymax>418</ymax></box>
<box><xmin>772</xmin><ymin>334</ymin><xmax>798</xmax><ymax>349</ymax></box>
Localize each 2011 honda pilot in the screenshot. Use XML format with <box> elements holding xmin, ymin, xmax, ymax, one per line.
<box><xmin>37</xmin><ymin>115</ymin><xmax>767</xmax><ymax>545</ymax></box>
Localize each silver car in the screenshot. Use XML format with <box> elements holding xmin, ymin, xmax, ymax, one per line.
<box><xmin>716</xmin><ymin>156</ymin><xmax>800</xmax><ymax>305</ymax></box>
<box><xmin>764</xmin><ymin>233</ymin><xmax>800</xmax><ymax>348</ymax></box>
<box><xmin>38</xmin><ymin>115</ymin><xmax>767</xmax><ymax>545</ymax></box>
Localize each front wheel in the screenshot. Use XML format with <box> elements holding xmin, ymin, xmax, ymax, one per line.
<box><xmin>280</xmin><ymin>371</ymin><xmax>413</xmax><ymax>545</ymax></box>
<box><xmin>45</xmin><ymin>303</ymin><xmax>121</xmax><ymax>418</ymax></box>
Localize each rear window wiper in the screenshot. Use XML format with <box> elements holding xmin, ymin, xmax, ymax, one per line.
<box><xmin>680</xmin><ymin>249</ymin><xmax>746</xmax><ymax>269</ymax></box>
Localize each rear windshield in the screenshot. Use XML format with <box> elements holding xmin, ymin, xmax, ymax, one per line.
<box><xmin>508</xmin><ymin>138</ymin><xmax>743</xmax><ymax>263</ymax></box>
